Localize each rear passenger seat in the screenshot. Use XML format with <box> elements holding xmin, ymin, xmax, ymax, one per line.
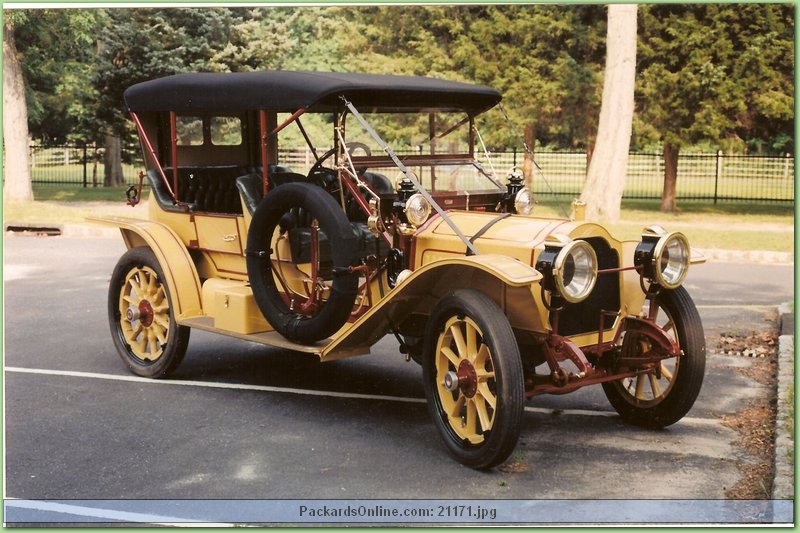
<box><xmin>146</xmin><ymin>165</ymin><xmax>294</xmax><ymax>214</ymax></box>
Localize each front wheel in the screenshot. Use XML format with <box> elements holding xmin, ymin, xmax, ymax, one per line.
<box><xmin>108</xmin><ymin>247</ymin><xmax>190</xmax><ymax>378</ymax></box>
<box><xmin>602</xmin><ymin>286</ymin><xmax>706</xmax><ymax>427</ymax></box>
<box><xmin>422</xmin><ymin>289</ymin><xmax>524</xmax><ymax>469</ymax></box>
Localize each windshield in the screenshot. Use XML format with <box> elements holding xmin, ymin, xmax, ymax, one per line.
<box><xmin>360</xmin><ymin>161</ymin><xmax>500</xmax><ymax>193</ymax></box>
<box><xmin>277</xmin><ymin>109</ymin><xmax>505</xmax><ymax>193</ymax></box>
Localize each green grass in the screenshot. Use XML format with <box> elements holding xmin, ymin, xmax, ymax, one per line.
<box><xmin>3</xmin><ymin>186</ymin><xmax>150</xmax><ymax>225</ymax></box>
<box><xmin>31</xmin><ymin>185</ymin><xmax>146</xmax><ymax>202</ymax></box>
<box><xmin>533</xmin><ymin>198</ymin><xmax>794</xmax><ymax>253</ymax></box>
<box><xmin>611</xmin><ymin>200</ymin><xmax>793</xmax><ymax>252</ymax></box>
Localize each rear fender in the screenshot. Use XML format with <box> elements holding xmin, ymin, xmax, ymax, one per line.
<box><xmin>321</xmin><ymin>254</ymin><xmax>545</xmax><ymax>360</ymax></box>
<box><xmin>90</xmin><ymin>215</ymin><xmax>203</xmax><ymax>320</ymax></box>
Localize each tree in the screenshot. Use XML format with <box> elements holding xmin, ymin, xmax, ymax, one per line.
<box><xmin>441</xmin><ymin>5</ymin><xmax>606</xmax><ymax>155</ymax></box>
<box><xmin>93</xmin><ymin>7</ymin><xmax>295</xmax><ymax>185</ymax></box>
<box><xmin>6</xmin><ymin>9</ymin><xmax>103</xmax><ymax>198</ymax></box>
<box><xmin>636</xmin><ymin>4</ymin><xmax>794</xmax><ymax>211</ymax></box>
<box><xmin>351</xmin><ymin>4</ymin><xmax>606</xmax><ymax>184</ymax></box>
<box><xmin>580</xmin><ymin>5</ymin><xmax>637</xmax><ymax>222</ymax></box>
<box><xmin>723</xmin><ymin>4</ymin><xmax>794</xmax><ymax>154</ymax></box>
<box><xmin>3</xmin><ymin>13</ymin><xmax>33</xmax><ymax>202</ymax></box>
<box><xmin>12</xmin><ymin>9</ymin><xmax>100</xmax><ymax>144</ymax></box>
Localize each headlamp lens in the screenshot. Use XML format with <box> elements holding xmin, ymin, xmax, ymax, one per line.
<box><xmin>654</xmin><ymin>232</ymin><xmax>690</xmax><ymax>288</ymax></box>
<box><xmin>514</xmin><ymin>188</ymin><xmax>534</xmax><ymax>215</ymax></box>
<box><xmin>404</xmin><ymin>193</ymin><xmax>431</xmax><ymax>227</ymax></box>
<box><xmin>635</xmin><ymin>228</ymin><xmax>691</xmax><ymax>289</ymax></box>
<box><xmin>554</xmin><ymin>240</ymin><xmax>597</xmax><ymax>303</ymax></box>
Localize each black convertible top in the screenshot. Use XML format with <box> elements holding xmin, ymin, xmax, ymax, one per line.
<box><xmin>124</xmin><ymin>70</ymin><xmax>502</xmax><ymax>115</ymax></box>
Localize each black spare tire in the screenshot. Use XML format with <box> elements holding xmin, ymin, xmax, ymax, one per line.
<box><xmin>246</xmin><ymin>182</ymin><xmax>359</xmax><ymax>344</ymax></box>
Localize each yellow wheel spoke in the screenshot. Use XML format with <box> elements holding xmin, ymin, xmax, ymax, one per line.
<box><xmin>153</xmin><ymin>323</ymin><xmax>169</xmax><ymax>345</ymax></box>
<box><xmin>449</xmin><ymin>394</ymin><xmax>465</xmax><ymax>420</ymax></box>
<box><xmin>146</xmin><ymin>330</ymin><xmax>163</xmax><ymax>359</ymax></box>
<box><xmin>449</xmin><ymin>323</ymin><xmax>467</xmax><ymax>359</ymax></box>
<box><xmin>463</xmin><ymin>399</ymin><xmax>478</xmax><ymax>437</ymax></box>
<box><xmin>660</xmin><ymin>362</ymin><xmax>674</xmax><ymax>382</ymax></box>
<box><xmin>148</xmin><ymin>294</ymin><xmax>164</xmax><ymax>310</ymax></box>
<box><xmin>475</xmin><ymin>343</ymin><xmax>490</xmax><ymax>369</ymax></box>
<box><xmin>476</xmin><ymin>382</ymin><xmax>496</xmax><ymax>410</ymax></box>
<box><xmin>152</xmin><ymin>312</ymin><xmax>170</xmax><ymax>330</ymax></box>
<box><xmin>474</xmin><ymin>390</ymin><xmax>494</xmax><ymax>429</ymax></box>
<box><xmin>476</xmin><ymin>369</ymin><xmax>495</xmax><ymax>383</ymax></box>
<box><xmin>465</xmin><ymin>322</ymin><xmax>479</xmax><ymax>362</ymax></box>
<box><xmin>125</xmin><ymin>323</ymin><xmax>143</xmax><ymax>344</ymax></box>
<box><xmin>648</xmin><ymin>373</ymin><xmax>663</xmax><ymax>398</ymax></box>
<box><xmin>440</xmin><ymin>345</ymin><xmax>460</xmax><ymax>368</ymax></box>
<box><xmin>143</xmin><ymin>271</ymin><xmax>155</xmax><ymax>295</ymax></box>
<box><xmin>127</xmin><ymin>277</ymin><xmax>144</xmax><ymax>301</ymax></box>
<box><xmin>634</xmin><ymin>375</ymin><xmax>646</xmax><ymax>400</ymax></box>
<box><xmin>133</xmin><ymin>332</ymin><xmax>148</xmax><ymax>353</ymax></box>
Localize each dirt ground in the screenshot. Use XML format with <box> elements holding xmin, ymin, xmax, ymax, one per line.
<box><xmin>716</xmin><ymin>327</ymin><xmax>780</xmax><ymax>499</ymax></box>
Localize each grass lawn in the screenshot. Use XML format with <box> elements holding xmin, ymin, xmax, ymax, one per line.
<box><xmin>511</xmin><ymin>198</ymin><xmax>792</xmax><ymax>253</ymax></box>
<box><xmin>3</xmin><ymin>186</ymin><xmax>795</xmax><ymax>254</ymax></box>
<box><xmin>3</xmin><ymin>186</ymin><xmax>149</xmax><ymax>226</ymax></box>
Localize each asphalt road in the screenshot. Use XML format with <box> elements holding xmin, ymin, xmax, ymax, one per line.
<box><xmin>3</xmin><ymin>233</ymin><xmax>793</xmax><ymax>525</ymax></box>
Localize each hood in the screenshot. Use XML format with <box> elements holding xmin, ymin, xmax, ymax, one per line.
<box><xmin>410</xmin><ymin>211</ymin><xmax>618</xmax><ymax>268</ymax></box>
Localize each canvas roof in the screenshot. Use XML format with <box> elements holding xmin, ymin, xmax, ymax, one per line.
<box><xmin>123</xmin><ymin>70</ymin><xmax>502</xmax><ymax>115</ymax></box>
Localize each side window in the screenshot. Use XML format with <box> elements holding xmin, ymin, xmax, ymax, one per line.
<box><xmin>176</xmin><ymin>116</ymin><xmax>204</xmax><ymax>146</ymax></box>
<box><xmin>210</xmin><ymin>116</ymin><xmax>242</xmax><ymax>146</ymax></box>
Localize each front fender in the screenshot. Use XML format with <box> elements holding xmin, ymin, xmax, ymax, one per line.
<box><xmin>89</xmin><ymin>215</ymin><xmax>203</xmax><ymax>320</ymax></box>
<box><xmin>321</xmin><ymin>254</ymin><xmax>544</xmax><ymax>361</ymax></box>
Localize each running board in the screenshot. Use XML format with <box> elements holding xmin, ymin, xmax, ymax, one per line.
<box><xmin>179</xmin><ymin>316</ymin><xmax>370</xmax><ymax>360</ymax></box>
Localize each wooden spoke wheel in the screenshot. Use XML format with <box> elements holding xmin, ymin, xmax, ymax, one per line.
<box><xmin>422</xmin><ymin>289</ymin><xmax>524</xmax><ymax>469</ymax></box>
<box><xmin>108</xmin><ymin>247</ymin><xmax>189</xmax><ymax>378</ymax></box>
<box><xmin>603</xmin><ymin>286</ymin><xmax>706</xmax><ymax>428</ymax></box>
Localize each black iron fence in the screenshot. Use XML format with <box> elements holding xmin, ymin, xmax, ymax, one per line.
<box><xmin>29</xmin><ymin>143</ymin><xmax>142</xmax><ymax>188</ymax></box>
<box><xmin>29</xmin><ymin>143</ymin><xmax>794</xmax><ymax>204</ymax></box>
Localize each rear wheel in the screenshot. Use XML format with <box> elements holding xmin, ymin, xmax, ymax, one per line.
<box><xmin>108</xmin><ymin>247</ymin><xmax>190</xmax><ymax>378</ymax></box>
<box><xmin>422</xmin><ymin>289</ymin><xmax>524</xmax><ymax>469</ymax></box>
<box><xmin>602</xmin><ymin>286</ymin><xmax>705</xmax><ymax>427</ymax></box>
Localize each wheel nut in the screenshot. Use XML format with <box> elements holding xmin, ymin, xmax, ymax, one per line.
<box><xmin>443</xmin><ymin>371</ymin><xmax>460</xmax><ymax>392</ymax></box>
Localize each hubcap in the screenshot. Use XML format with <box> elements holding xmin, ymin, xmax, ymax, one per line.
<box><xmin>441</xmin><ymin>360</ymin><xmax>478</xmax><ymax>397</ymax></box>
<box><xmin>127</xmin><ymin>301</ymin><xmax>154</xmax><ymax>326</ymax></box>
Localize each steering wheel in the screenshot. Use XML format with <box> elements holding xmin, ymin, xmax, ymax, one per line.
<box><xmin>307</xmin><ymin>142</ymin><xmax>375</xmax><ymax>220</ymax></box>
<box><xmin>308</xmin><ymin>142</ymin><xmax>372</xmax><ymax>177</ymax></box>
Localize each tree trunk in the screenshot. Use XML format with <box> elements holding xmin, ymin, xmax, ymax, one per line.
<box><xmin>660</xmin><ymin>142</ymin><xmax>679</xmax><ymax>212</ymax></box>
<box><xmin>579</xmin><ymin>4</ymin><xmax>637</xmax><ymax>222</ymax></box>
<box><xmin>103</xmin><ymin>135</ymin><xmax>125</xmax><ymax>186</ymax></box>
<box><xmin>3</xmin><ymin>19</ymin><xmax>33</xmax><ymax>202</ymax></box>
<box><xmin>522</xmin><ymin>123</ymin><xmax>536</xmax><ymax>187</ymax></box>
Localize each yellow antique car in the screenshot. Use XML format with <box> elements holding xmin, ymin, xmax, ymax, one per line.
<box><xmin>95</xmin><ymin>71</ymin><xmax>705</xmax><ymax>469</ymax></box>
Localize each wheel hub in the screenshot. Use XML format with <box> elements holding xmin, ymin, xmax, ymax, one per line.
<box><xmin>127</xmin><ymin>300</ymin><xmax>154</xmax><ymax>327</ymax></box>
<box><xmin>443</xmin><ymin>360</ymin><xmax>478</xmax><ymax>398</ymax></box>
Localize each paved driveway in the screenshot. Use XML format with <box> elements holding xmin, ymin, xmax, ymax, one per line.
<box><xmin>3</xmin><ymin>234</ymin><xmax>793</xmax><ymax>525</ymax></box>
